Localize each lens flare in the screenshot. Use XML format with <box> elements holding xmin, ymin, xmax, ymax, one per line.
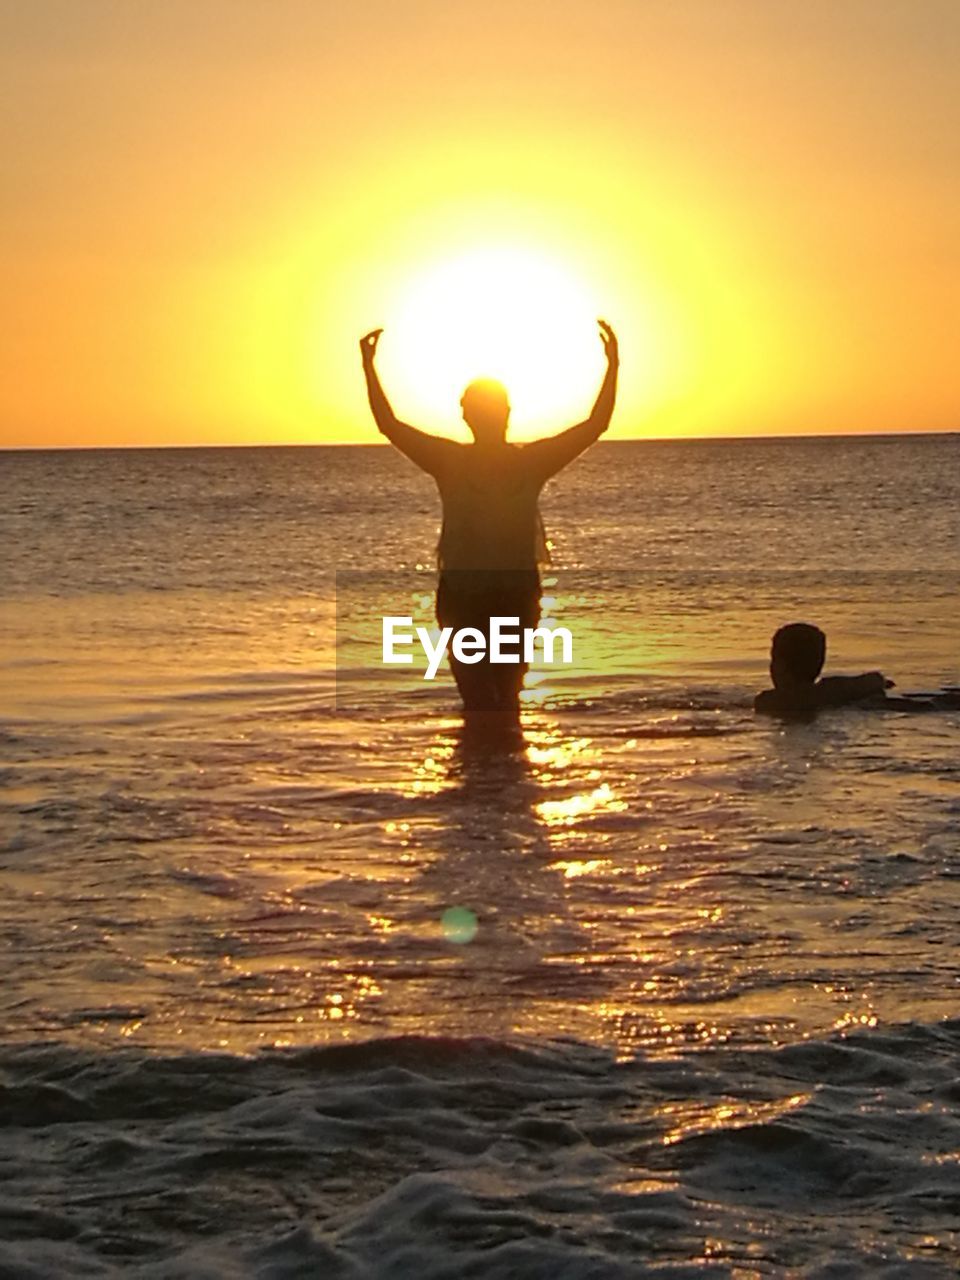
<box><xmin>441</xmin><ymin>906</ymin><xmax>479</xmax><ymax>945</ymax></box>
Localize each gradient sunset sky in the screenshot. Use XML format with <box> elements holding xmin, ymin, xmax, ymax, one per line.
<box><xmin>3</xmin><ymin>0</ymin><xmax>958</xmax><ymax>448</ymax></box>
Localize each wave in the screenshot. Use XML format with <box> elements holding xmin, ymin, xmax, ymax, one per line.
<box><xmin>1</xmin><ymin>1020</ymin><xmax>957</xmax><ymax>1276</ymax></box>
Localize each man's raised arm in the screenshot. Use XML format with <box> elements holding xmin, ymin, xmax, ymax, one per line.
<box><xmin>525</xmin><ymin>320</ymin><xmax>619</xmax><ymax>482</ymax></box>
<box><xmin>359</xmin><ymin>329</ymin><xmax>456</xmax><ymax>477</ymax></box>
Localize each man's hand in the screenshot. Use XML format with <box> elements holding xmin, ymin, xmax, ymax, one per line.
<box><xmin>360</xmin><ymin>328</ymin><xmax>383</xmax><ymax>365</ymax></box>
<box><xmin>867</xmin><ymin>671</ymin><xmax>895</xmax><ymax>693</ymax></box>
<box><xmin>598</xmin><ymin>319</ymin><xmax>618</xmax><ymax>367</ymax></box>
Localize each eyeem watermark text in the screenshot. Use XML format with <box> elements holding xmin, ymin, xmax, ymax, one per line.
<box><xmin>383</xmin><ymin>616</ymin><xmax>574</xmax><ymax>680</ymax></box>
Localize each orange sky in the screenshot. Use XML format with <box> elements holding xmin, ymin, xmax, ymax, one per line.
<box><xmin>2</xmin><ymin>0</ymin><xmax>958</xmax><ymax>448</ymax></box>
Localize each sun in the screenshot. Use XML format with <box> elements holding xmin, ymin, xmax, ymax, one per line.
<box><xmin>380</xmin><ymin>244</ymin><xmax>610</xmax><ymax>439</ymax></box>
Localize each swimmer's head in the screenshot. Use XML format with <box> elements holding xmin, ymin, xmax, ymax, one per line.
<box><xmin>770</xmin><ymin>622</ymin><xmax>826</xmax><ymax>688</ymax></box>
<box><xmin>461</xmin><ymin>379</ymin><xmax>509</xmax><ymax>444</ymax></box>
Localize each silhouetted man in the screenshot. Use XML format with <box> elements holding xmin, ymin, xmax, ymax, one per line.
<box><xmin>360</xmin><ymin>320</ymin><xmax>618</xmax><ymax>718</ymax></box>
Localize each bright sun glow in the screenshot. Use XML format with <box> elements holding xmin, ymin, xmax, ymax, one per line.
<box><xmin>382</xmin><ymin>245</ymin><xmax>613</xmax><ymax>439</ymax></box>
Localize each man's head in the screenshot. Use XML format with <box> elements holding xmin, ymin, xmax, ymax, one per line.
<box><xmin>461</xmin><ymin>379</ymin><xmax>509</xmax><ymax>444</ymax></box>
<box><xmin>770</xmin><ymin>622</ymin><xmax>827</xmax><ymax>688</ymax></box>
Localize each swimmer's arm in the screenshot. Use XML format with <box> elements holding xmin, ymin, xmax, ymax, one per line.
<box><xmin>815</xmin><ymin>672</ymin><xmax>891</xmax><ymax>707</ymax></box>
<box><xmin>525</xmin><ymin>320</ymin><xmax>619</xmax><ymax>480</ymax></box>
<box><xmin>360</xmin><ymin>329</ymin><xmax>456</xmax><ymax>476</ymax></box>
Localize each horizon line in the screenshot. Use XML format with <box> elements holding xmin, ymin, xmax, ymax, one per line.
<box><xmin>3</xmin><ymin>427</ymin><xmax>959</xmax><ymax>453</ymax></box>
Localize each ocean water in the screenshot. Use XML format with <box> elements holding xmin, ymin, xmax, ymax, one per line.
<box><xmin>1</xmin><ymin>435</ymin><xmax>958</xmax><ymax>1276</ymax></box>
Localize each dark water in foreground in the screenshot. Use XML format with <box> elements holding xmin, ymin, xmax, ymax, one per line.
<box><xmin>1</xmin><ymin>435</ymin><xmax>958</xmax><ymax>1275</ymax></box>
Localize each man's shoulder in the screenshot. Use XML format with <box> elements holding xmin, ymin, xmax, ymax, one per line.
<box><xmin>430</xmin><ymin>437</ymin><xmax>470</xmax><ymax>477</ymax></box>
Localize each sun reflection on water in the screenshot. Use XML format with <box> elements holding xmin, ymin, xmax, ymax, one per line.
<box><xmin>536</xmin><ymin>782</ymin><xmax>626</xmax><ymax>827</ymax></box>
<box><xmin>657</xmin><ymin>1092</ymin><xmax>811</xmax><ymax>1147</ymax></box>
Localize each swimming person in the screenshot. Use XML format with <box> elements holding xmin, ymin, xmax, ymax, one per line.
<box><xmin>360</xmin><ymin>320</ymin><xmax>619</xmax><ymax>718</ymax></box>
<box><xmin>754</xmin><ymin>622</ymin><xmax>893</xmax><ymax>720</ymax></box>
